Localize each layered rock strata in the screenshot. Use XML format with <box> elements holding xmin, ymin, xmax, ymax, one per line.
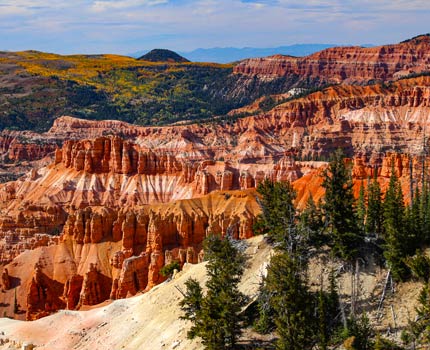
<box><xmin>0</xmin><ymin>188</ymin><xmax>260</xmax><ymax>320</ymax></box>
<box><xmin>2</xmin><ymin>75</ymin><xmax>430</xmax><ymax>168</ymax></box>
<box><xmin>234</xmin><ymin>35</ymin><xmax>430</xmax><ymax>84</ymax></box>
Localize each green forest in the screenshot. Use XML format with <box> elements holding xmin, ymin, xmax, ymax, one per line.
<box><xmin>0</xmin><ymin>51</ymin><xmax>302</xmax><ymax>131</ymax></box>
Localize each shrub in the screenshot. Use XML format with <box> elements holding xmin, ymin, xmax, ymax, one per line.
<box><xmin>160</xmin><ymin>261</ymin><xmax>180</xmax><ymax>277</ymax></box>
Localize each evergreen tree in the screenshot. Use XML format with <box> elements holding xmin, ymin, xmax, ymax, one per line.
<box><xmin>365</xmin><ymin>176</ymin><xmax>383</xmax><ymax>239</ymax></box>
<box><xmin>357</xmin><ymin>181</ymin><xmax>367</xmax><ymax>236</ymax></box>
<box><xmin>322</xmin><ymin>149</ymin><xmax>363</xmax><ymax>262</ymax></box>
<box><xmin>383</xmin><ymin>166</ymin><xmax>410</xmax><ymax>281</ymax></box>
<box><xmin>254</xmin><ymin>179</ymin><xmax>297</xmax><ymax>249</ymax></box>
<box><xmin>180</xmin><ymin>235</ymin><xmax>248</xmax><ymax>350</ymax></box>
<box><xmin>405</xmin><ymin>189</ymin><xmax>423</xmax><ymax>253</ymax></box>
<box><xmin>341</xmin><ymin>314</ymin><xmax>373</xmax><ymax>350</ymax></box>
<box><xmin>419</xmin><ymin>182</ymin><xmax>430</xmax><ymax>244</ymax></box>
<box><xmin>300</xmin><ymin>194</ymin><xmax>325</xmax><ymax>247</ymax></box>
<box><xmin>254</xmin><ymin>274</ymin><xmax>275</xmax><ymax>334</ymax></box>
<box><xmin>255</xmin><ymin>179</ymin><xmax>319</xmax><ymax>349</ymax></box>
<box><xmin>401</xmin><ymin>281</ymin><xmax>430</xmax><ymax>348</ymax></box>
<box><xmin>180</xmin><ymin>278</ymin><xmax>203</xmax><ymax>339</ymax></box>
<box><xmin>265</xmin><ymin>251</ymin><xmax>315</xmax><ymax>350</ymax></box>
<box><xmin>317</xmin><ymin>272</ymin><xmax>341</xmax><ymax>350</ymax></box>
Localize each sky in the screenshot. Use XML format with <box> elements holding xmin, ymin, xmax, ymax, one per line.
<box><xmin>0</xmin><ymin>0</ymin><xmax>429</xmax><ymax>54</ymax></box>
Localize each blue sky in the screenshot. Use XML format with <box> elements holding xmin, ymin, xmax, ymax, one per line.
<box><xmin>0</xmin><ymin>0</ymin><xmax>429</xmax><ymax>54</ymax></box>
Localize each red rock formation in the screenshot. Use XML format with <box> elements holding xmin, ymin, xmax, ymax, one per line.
<box><xmin>0</xmin><ymin>188</ymin><xmax>260</xmax><ymax>320</ymax></box>
<box><xmin>2</xmin><ymin>74</ymin><xmax>430</xmax><ymax>169</ymax></box>
<box><xmin>1</xmin><ymin>268</ymin><xmax>10</xmax><ymax>290</ymax></box>
<box><xmin>234</xmin><ymin>35</ymin><xmax>430</xmax><ymax>84</ymax></box>
<box><xmin>26</xmin><ymin>263</ymin><xmax>65</xmax><ymax>321</ymax></box>
<box><xmin>2</xmin><ymin>54</ymin><xmax>430</xmax><ymax>323</ymax></box>
<box><xmin>0</xmin><ymin>130</ymin><xmax>58</xmax><ymax>162</ymax></box>
<box><xmin>115</xmin><ymin>253</ymin><xmax>150</xmax><ymax>299</ymax></box>
<box><xmin>77</xmin><ymin>263</ymin><xmax>111</xmax><ymax>307</ymax></box>
<box><xmin>63</xmin><ymin>275</ymin><xmax>83</xmax><ymax>310</ymax></box>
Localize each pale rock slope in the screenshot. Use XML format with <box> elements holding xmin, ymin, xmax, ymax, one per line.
<box><xmin>0</xmin><ymin>235</ymin><xmax>270</xmax><ymax>350</ymax></box>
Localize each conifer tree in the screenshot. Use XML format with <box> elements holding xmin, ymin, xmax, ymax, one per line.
<box><xmin>402</xmin><ymin>253</ymin><xmax>430</xmax><ymax>348</ymax></box>
<box><xmin>357</xmin><ymin>181</ymin><xmax>366</xmax><ymax>236</ymax></box>
<box><xmin>365</xmin><ymin>176</ymin><xmax>383</xmax><ymax>238</ymax></box>
<box><xmin>254</xmin><ymin>179</ymin><xmax>297</xmax><ymax>249</ymax></box>
<box><xmin>265</xmin><ymin>251</ymin><xmax>315</xmax><ymax>350</ymax></box>
<box><xmin>419</xmin><ymin>182</ymin><xmax>430</xmax><ymax>244</ymax></box>
<box><xmin>322</xmin><ymin>149</ymin><xmax>363</xmax><ymax>262</ymax></box>
<box><xmin>383</xmin><ymin>166</ymin><xmax>410</xmax><ymax>281</ymax></box>
<box><xmin>300</xmin><ymin>194</ymin><xmax>325</xmax><ymax>247</ymax></box>
<box><xmin>255</xmin><ymin>179</ymin><xmax>317</xmax><ymax>349</ymax></box>
<box><xmin>405</xmin><ymin>189</ymin><xmax>423</xmax><ymax>253</ymax></box>
<box><xmin>410</xmin><ymin>277</ymin><xmax>430</xmax><ymax>345</ymax></box>
<box><xmin>316</xmin><ymin>270</ymin><xmax>341</xmax><ymax>350</ymax></box>
<box><xmin>180</xmin><ymin>278</ymin><xmax>203</xmax><ymax>339</ymax></box>
<box><xmin>180</xmin><ymin>235</ymin><xmax>248</xmax><ymax>350</ymax></box>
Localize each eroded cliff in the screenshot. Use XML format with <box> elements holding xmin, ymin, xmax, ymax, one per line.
<box><xmin>234</xmin><ymin>35</ymin><xmax>430</xmax><ymax>84</ymax></box>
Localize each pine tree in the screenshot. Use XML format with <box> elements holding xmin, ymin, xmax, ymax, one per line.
<box><xmin>254</xmin><ymin>179</ymin><xmax>297</xmax><ymax>249</ymax></box>
<box><xmin>419</xmin><ymin>182</ymin><xmax>430</xmax><ymax>244</ymax></box>
<box><xmin>405</xmin><ymin>189</ymin><xmax>423</xmax><ymax>253</ymax></box>
<box><xmin>383</xmin><ymin>166</ymin><xmax>410</xmax><ymax>281</ymax></box>
<box><xmin>315</xmin><ymin>269</ymin><xmax>342</xmax><ymax>350</ymax></box>
<box><xmin>322</xmin><ymin>149</ymin><xmax>363</xmax><ymax>263</ymax></box>
<box><xmin>255</xmin><ymin>178</ymin><xmax>318</xmax><ymax>349</ymax></box>
<box><xmin>265</xmin><ymin>251</ymin><xmax>315</xmax><ymax>350</ymax></box>
<box><xmin>402</xmin><ymin>280</ymin><xmax>430</xmax><ymax>348</ymax></box>
<box><xmin>365</xmin><ymin>176</ymin><xmax>383</xmax><ymax>239</ymax></box>
<box><xmin>342</xmin><ymin>314</ymin><xmax>374</xmax><ymax>350</ymax></box>
<box><xmin>357</xmin><ymin>181</ymin><xmax>366</xmax><ymax>236</ymax></box>
<box><xmin>300</xmin><ymin>194</ymin><xmax>325</xmax><ymax>247</ymax></box>
<box><xmin>180</xmin><ymin>235</ymin><xmax>248</xmax><ymax>350</ymax></box>
<box><xmin>180</xmin><ymin>278</ymin><xmax>203</xmax><ymax>339</ymax></box>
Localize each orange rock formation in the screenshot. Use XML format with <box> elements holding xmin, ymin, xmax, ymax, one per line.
<box><xmin>234</xmin><ymin>35</ymin><xmax>430</xmax><ymax>84</ymax></box>
<box><xmin>1</xmin><ymin>38</ymin><xmax>430</xmax><ymax>321</ymax></box>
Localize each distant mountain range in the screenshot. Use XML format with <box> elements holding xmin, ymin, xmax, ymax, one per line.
<box><xmin>130</xmin><ymin>44</ymin><xmax>373</xmax><ymax>63</ymax></box>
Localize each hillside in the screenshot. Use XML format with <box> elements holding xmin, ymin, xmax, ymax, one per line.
<box><xmin>0</xmin><ymin>35</ymin><xmax>429</xmax><ymax>132</ymax></box>
<box><xmin>0</xmin><ymin>236</ymin><xmax>270</xmax><ymax>350</ymax></box>
<box><xmin>138</xmin><ymin>49</ymin><xmax>190</xmax><ymax>63</ymax></box>
<box><xmin>234</xmin><ymin>34</ymin><xmax>430</xmax><ymax>83</ymax></box>
<box><xmin>2</xmin><ymin>74</ymin><xmax>430</xmax><ymax>167</ymax></box>
<box><xmin>0</xmin><ymin>34</ymin><xmax>430</xmax><ymax>350</ymax></box>
<box><xmin>0</xmin><ymin>235</ymin><xmax>422</xmax><ymax>349</ymax></box>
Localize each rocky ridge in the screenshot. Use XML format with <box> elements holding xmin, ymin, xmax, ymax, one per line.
<box><xmin>0</xmin><ymin>188</ymin><xmax>260</xmax><ymax>320</ymax></box>
<box><xmin>2</xmin><ymin>75</ymin><xmax>430</xmax><ymax>169</ymax></box>
<box><xmin>234</xmin><ymin>35</ymin><xmax>430</xmax><ymax>84</ymax></box>
<box><xmin>1</xmin><ymin>36</ymin><xmax>430</xmax><ymax>324</ymax></box>
<box><xmin>0</xmin><ymin>134</ymin><xmax>424</xmax><ymax>320</ymax></box>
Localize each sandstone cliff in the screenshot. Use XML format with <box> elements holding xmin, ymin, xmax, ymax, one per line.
<box><xmin>234</xmin><ymin>35</ymin><xmax>430</xmax><ymax>84</ymax></box>
<box><xmin>0</xmin><ymin>189</ymin><xmax>260</xmax><ymax>320</ymax></box>
<box><xmin>1</xmin><ymin>47</ymin><xmax>430</xmax><ymax>322</ymax></box>
<box><xmin>1</xmin><ymin>74</ymin><xmax>430</xmax><ymax>169</ymax></box>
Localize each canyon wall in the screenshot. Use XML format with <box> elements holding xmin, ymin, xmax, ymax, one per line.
<box><xmin>0</xmin><ymin>132</ymin><xmax>424</xmax><ymax>320</ymax></box>
<box><xmin>1</xmin><ymin>36</ymin><xmax>430</xmax><ymax>322</ymax></box>
<box><xmin>234</xmin><ymin>35</ymin><xmax>430</xmax><ymax>84</ymax></box>
<box><xmin>2</xmin><ymin>76</ymin><xmax>430</xmax><ymax>168</ymax></box>
<box><xmin>0</xmin><ymin>189</ymin><xmax>260</xmax><ymax>320</ymax></box>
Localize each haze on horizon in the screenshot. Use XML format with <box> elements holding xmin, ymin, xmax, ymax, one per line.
<box><xmin>0</xmin><ymin>0</ymin><xmax>429</xmax><ymax>55</ymax></box>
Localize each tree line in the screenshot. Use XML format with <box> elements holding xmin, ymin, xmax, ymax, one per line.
<box><xmin>180</xmin><ymin>149</ymin><xmax>430</xmax><ymax>349</ymax></box>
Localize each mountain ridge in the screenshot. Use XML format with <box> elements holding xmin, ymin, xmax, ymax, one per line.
<box><xmin>138</xmin><ymin>49</ymin><xmax>190</xmax><ymax>63</ymax></box>
<box><xmin>130</xmin><ymin>43</ymin><xmax>341</xmax><ymax>63</ymax></box>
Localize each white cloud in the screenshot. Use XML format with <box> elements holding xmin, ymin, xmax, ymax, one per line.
<box><xmin>0</xmin><ymin>0</ymin><xmax>429</xmax><ymax>53</ymax></box>
<box><xmin>91</xmin><ymin>0</ymin><xmax>168</xmax><ymax>12</ymax></box>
